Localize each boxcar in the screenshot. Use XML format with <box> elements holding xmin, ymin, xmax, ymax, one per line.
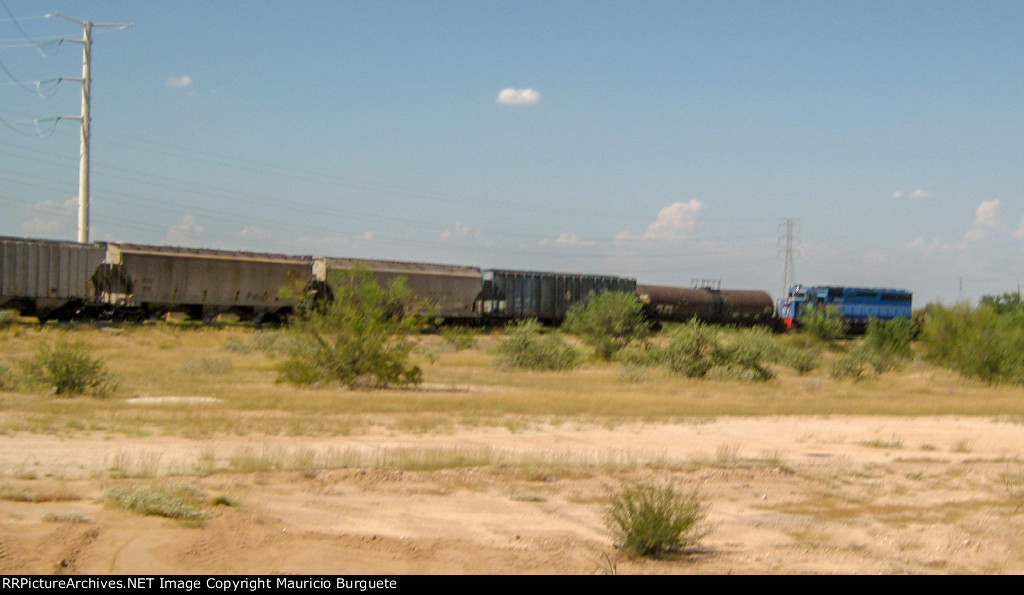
<box><xmin>0</xmin><ymin>237</ymin><xmax>106</xmax><ymax>321</ymax></box>
<box><xmin>478</xmin><ymin>269</ymin><xmax>637</xmax><ymax>324</ymax></box>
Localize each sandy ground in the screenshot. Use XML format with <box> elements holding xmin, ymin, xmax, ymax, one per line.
<box><xmin>1</xmin><ymin>416</ymin><xmax>1022</xmax><ymax>575</ymax></box>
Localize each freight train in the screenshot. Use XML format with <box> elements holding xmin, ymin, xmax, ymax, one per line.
<box><xmin>0</xmin><ymin>236</ymin><xmax>905</xmax><ymax>328</ymax></box>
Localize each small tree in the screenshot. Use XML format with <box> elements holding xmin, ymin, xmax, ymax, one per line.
<box><xmin>563</xmin><ymin>291</ymin><xmax>650</xmax><ymax>361</ymax></box>
<box><xmin>277</xmin><ymin>267</ymin><xmax>429</xmax><ymax>389</ymax></box>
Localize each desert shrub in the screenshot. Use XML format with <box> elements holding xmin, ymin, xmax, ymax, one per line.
<box><xmin>19</xmin><ymin>340</ymin><xmax>118</xmax><ymax>397</ymax></box>
<box><xmin>179</xmin><ymin>357</ymin><xmax>234</xmax><ymax>376</ymax></box>
<box><xmin>494</xmin><ymin>320</ymin><xmax>580</xmax><ymax>371</ymax></box>
<box><xmin>0</xmin><ymin>364</ymin><xmax>13</xmax><ymax>390</ymax></box>
<box><xmin>918</xmin><ymin>302</ymin><xmax>1024</xmax><ymax>384</ymax></box>
<box><xmin>440</xmin><ymin>325</ymin><xmax>477</xmax><ymax>351</ymax></box>
<box><xmin>862</xmin><ymin>317</ymin><xmax>916</xmax><ymax>372</ymax></box>
<box><xmin>713</xmin><ymin>327</ymin><xmax>778</xmax><ymax>381</ymax></box>
<box><xmin>617</xmin><ymin>343</ymin><xmax>665</xmax><ymax>368</ymax></box>
<box><xmin>781</xmin><ymin>347</ymin><xmax>821</xmax><ymax>375</ymax></box>
<box><xmin>107</xmin><ymin>482</ymin><xmax>212</xmax><ymax>520</ymax></box>
<box><xmin>661</xmin><ymin>322</ymin><xmax>778</xmax><ymax>381</ymax></box>
<box><xmin>799</xmin><ymin>304</ymin><xmax>848</xmax><ymax>343</ymax></box>
<box><xmin>563</xmin><ymin>291</ymin><xmax>650</xmax><ymax>361</ymax></box>
<box><xmin>0</xmin><ymin>309</ymin><xmax>18</xmax><ymax>330</ymax></box>
<box><xmin>277</xmin><ymin>267</ymin><xmax>429</xmax><ymax>389</ymax></box>
<box><xmin>222</xmin><ymin>336</ymin><xmax>253</xmax><ymax>353</ymax></box>
<box><xmin>662</xmin><ymin>320</ymin><xmax>720</xmax><ymax>378</ymax></box>
<box><xmin>829</xmin><ymin>350</ymin><xmax>873</xmax><ymax>381</ymax></box>
<box><xmin>605</xmin><ymin>479</ymin><xmax>710</xmax><ymax>559</ymax></box>
<box><xmin>250</xmin><ymin>330</ymin><xmax>296</xmax><ymax>355</ymax></box>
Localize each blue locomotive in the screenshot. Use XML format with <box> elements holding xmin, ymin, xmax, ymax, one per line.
<box><xmin>777</xmin><ymin>285</ymin><xmax>913</xmax><ymax>331</ymax></box>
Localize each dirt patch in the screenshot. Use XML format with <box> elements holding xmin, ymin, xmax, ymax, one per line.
<box><xmin>0</xmin><ymin>416</ymin><xmax>1022</xmax><ymax>574</ymax></box>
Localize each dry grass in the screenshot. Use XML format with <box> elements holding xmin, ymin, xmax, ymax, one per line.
<box><xmin>1</xmin><ymin>324</ymin><xmax>1024</xmax><ymax>439</ymax></box>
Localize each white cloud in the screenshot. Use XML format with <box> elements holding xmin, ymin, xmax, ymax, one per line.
<box><xmin>496</xmin><ymin>88</ymin><xmax>541</xmax><ymax>106</ymax></box>
<box><xmin>167</xmin><ymin>215</ymin><xmax>203</xmax><ymax>244</ymax></box>
<box><xmin>239</xmin><ymin>226</ymin><xmax>271</xmax><ymax>240</ymax></box>
<box><xmin>21</xmin><ymin>218</ymin><xmax>62</xmax><ymax>234</ymax></box>
<box><xmin>166</xmin><ymin>75</ymin><xmax>193</xmax><ymax>88</ymax></box>
<box><xmin>539</xmin><ymin>233</ymin><xmax>592</xmax><ymax>246</ymax></box>
<box><xmin>440</xmin><ymin>221</ymin><xmax>477</xmax><ymax>240</ymax></box>
<box><xmin>893</xmin><ymin>189</ymin><xmax>934</xmax><ymax>200</ymax></box>
<box><xmin>1013</xmin><ymin>216</ymin><xmax>1024</xmax><ymax>239</ymax></box>
<box><xmin>975</xmin><ymin>199</ymin><xmax>1000</xmax><ymax>227</ymax></box>
<box><xmin>640</xmin><ymin>200</ymin><xmax>703</xmax><ymax>239</ymax></box>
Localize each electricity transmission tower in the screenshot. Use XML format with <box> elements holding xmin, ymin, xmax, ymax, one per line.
<box><xmin>778</xmin><ymin>218</ymin><xmax>799</xmax><ymax>297</ymax></box>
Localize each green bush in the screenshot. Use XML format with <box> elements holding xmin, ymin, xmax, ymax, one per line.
<box><xmin>440</xmin><ymin>325</ymin><xmax>477</xmax><ymax>351</ymax></box>
<box><xmin>277</xmin><ymin>267</ymin><xmax>429</xmax><ymax>389</ymax></box>
<box><xmin>0</xmin><ymin>364</ymin><xmax>14</xmax><ymax>390</ymax></box>
<box><xmin>0</xmin><ymin>310</ymin><xmax>19</xmax><ymax>330</ymax></box>
<box><xmin>494</xmin><ymin>320</ymin><xmax>580</xmax><ymax>371</ymax></box>
<box><xmin>863</xmin><ymin>317</ymin><xmax>917</xmax><ymax>372</ymax></box>
<box><xmin>828</xmin><ymin>350</ymin><xmax>873</xmax><ymax>381</ymax></box>
<box><xmin>662</xmin><ymin>320</ymin><xmax>719</xmax><ymax>378</ymax></box>
<box><xmin>799</xmin><ymin>305</ymin><xmax>848</xmax><ymax>343</ymax></box>
<box><xmin>782</xmin><ymin>347</ymin><xmax>821</xmax><ymax>375</ymax></box>
<box><xmin>661</xmin><ymin>322</ymin><xmax>778</xmax><ymax>381</ymax></box>
<box><xmin>563</xmin><ymin>291</ymin><xmax>650</xmax><ymax>361</ymax></box>
<box><xmin>713</xmin><ymin>327</ymin><xmax>779</xmax><ymax>382</ymax></box>
<box><xmin>605</xmin><ymin>479</ymin><xmax>710</xmax><ymax>558</ymax></box>
<box><xmin>918</xmin><ymin>302</ymin><xmax>1024</xmax><ymax>385</ymax></box>
<box><xmin>19</xmin><ymin>340</ymin><xmax>118</xmax><ymax>397</ymax></box>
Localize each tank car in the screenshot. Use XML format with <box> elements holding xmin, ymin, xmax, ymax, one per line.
<box><xmin>636</xmin><ymin>283</ymin><xmax>774</xmax><ymax>326</ymax></box>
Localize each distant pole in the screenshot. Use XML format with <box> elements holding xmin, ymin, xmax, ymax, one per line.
<box><xmin>49</xmin><ymin>13</ymin><xmax>130</xmax><ymax>244</ymax></box>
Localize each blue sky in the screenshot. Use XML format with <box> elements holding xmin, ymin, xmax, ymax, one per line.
<box><xmin>2</xmin><ymin>1</ymin><xmax>1023</xmax><ymax>306</ymax></box>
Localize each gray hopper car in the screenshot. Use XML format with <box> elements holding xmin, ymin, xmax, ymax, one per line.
<box><xmin>0</xmin><ymin>237</ymin><xmax>107</xmax><ymax>321</ymax></box>
<box><xmin>321</xmin><ymin>257</ymin><xmax>483</xmax><ymax>322</ymax></box>
<box><xmin>636</xmin><ymin>284</ymin><xmax>774</xmax><ymax>325</ymax></box>
<box><xmin>100</xmin><ymin>243</ymin><xmax>315</xmax><ymax>321</ymax></box>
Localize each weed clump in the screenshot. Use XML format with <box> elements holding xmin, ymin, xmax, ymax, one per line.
<box><xmin>107</xmin><ymin>482</ymin><xmax>212</xmax><ymax>521</ymax></box>
<box><xmin>494</xmin><ymin>320</ymin><xmax>580</xmax><ymax>371</ymax></box>
<box><xmin>605</xmin><ymin>479</ymin><xmax>710</xmax><ymax>558</ymax></box>
<box><xmin>19</xmin><ymin>340</ymin><xmax>119</xmax><ymax>397</ymax></box>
